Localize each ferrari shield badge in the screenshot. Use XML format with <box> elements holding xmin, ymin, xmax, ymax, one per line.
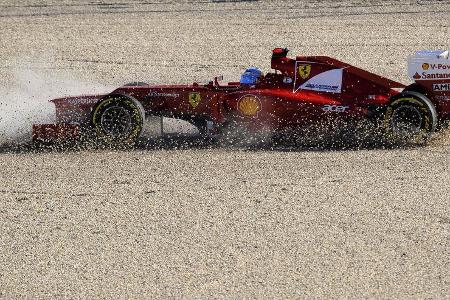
<box><xmin>298</xmin><ymin>64</ymin><xmax>311</xmax><ymax>79</ymax></box>
<box><xmin>189</xmin><ymin>92</ymin><xmax>201</xmax><ymax>108</ymax></box>
<box><xmin>238</xmin><ymin>95</ymin><xmax>261</xmax><ymax>116</ymax></box>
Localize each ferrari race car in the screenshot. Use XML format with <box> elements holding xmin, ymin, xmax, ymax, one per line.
<box><xmin>33</xmin><ymin>48</ymin><xmax>450</xmax><ymax>147</ymax></box>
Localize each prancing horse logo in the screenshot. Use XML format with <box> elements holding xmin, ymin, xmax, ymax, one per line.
<box><xmin>298</xmin><ymin>64</ymin><xmax>311</xmax><ymax>79</ymax></box>
<box><xmin>189</xmin><ymin>92</ymin><xmax>201</xmax><ymax>108</ymax></box>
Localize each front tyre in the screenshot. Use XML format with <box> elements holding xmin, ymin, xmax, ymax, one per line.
<box><xmin>91</xmin><ymin>95</ymin><xmax>144</xmax><ymax>148</ymax></box>
<box><xmin>384</xmin><ymin>92</ymin><xmax>437</xmax><ymax>145</ymax></box>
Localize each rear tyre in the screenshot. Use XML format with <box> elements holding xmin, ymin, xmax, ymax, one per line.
<box><xmin>384</xmin><ymin>92</ymin><xmax>437</xmax><ymax>145</ymax></box>
<box><xmin>91</xmin><ymin>95</ymin><xmax>144</xmax><ymax>148</ymax></box>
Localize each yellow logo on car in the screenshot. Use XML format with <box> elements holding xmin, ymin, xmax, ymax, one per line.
<box><xmin>189</xmin><ymin>92</ymin><xmax>201</xmax><ymax>108</ymax></box>
<box><xmin>298</xmin><ymin>64</ymin><xmax>311</xmax><ymax>79</ymax></box>
<box><xmin>238</xmin><ymin>95</ymin><xmax>261</xmax><ymax>116</ymax></box>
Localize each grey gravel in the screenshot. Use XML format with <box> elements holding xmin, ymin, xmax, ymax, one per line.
<box><xmin>0</xmin><ymin>1</ymin><xmax>449</xmax><ymax>299</ymax></box>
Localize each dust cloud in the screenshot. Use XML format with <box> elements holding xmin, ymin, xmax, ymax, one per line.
<box><xmin>0</xmin><ymin>64</ymin><xmax>112</xmax><ymax>146</ymax></box>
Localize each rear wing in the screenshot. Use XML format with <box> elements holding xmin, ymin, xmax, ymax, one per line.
<box><xmin>407</xmin><ymin>50</ymin><xmax>450</xmax><ymax>81</ymax></box>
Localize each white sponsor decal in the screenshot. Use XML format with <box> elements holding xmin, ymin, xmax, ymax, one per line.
<box><xmin>322</xmin><ymin>105</ymin><xmax>349</xmax><ymax>112</ymax></box>
<box><xmin>296</xmin><ymin>68</ymin><xmax>343</xmax><ymax>93</ymax></box>
<box><xmin>67</xmin><ymin>98</ymin><xmax>99</xmax><ymax>105</ymax></box>
<box><xmin>433</xmin><ymin>83</ymin><xmax>450</xmax><ymax>91</ymax></box>
<box><xmin>408</xmin><ymin>51</ymin><xmax>450</xmax><ymax>81</ymax></box>
<box><xmin>436</xmin><ymin>95</ymin><xmax>450</xmax><ymax>101</ymax></box>
<box><xmin>283</xmin><ymin>77</ymin><xmax>293</xmax><ymax>84</ymax></box>
<box><xmin>148</xmin><ymin>92</ymin><xmax>179</xmax><ymax>97</ymax></box>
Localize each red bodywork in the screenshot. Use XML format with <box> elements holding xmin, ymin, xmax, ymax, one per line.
<box><xmin>33</xmin><ymin>48</ymin><xmax>450</xmax><ymax>141</ymax></box>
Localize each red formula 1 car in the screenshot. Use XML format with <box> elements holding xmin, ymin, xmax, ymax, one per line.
<box><xmin>33</xmin><ymin>48</ymin><xmax>450</xmax><ymax>146</ymax></box>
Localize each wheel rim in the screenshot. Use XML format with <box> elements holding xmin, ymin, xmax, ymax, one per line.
<box><xmin>391</xmin><ymin>106</ymin><xmax>423</xmax><ymax>136</ymax></box>
<box><xmin>100</xmin><ymin>106</ymin><xmax>133</xmax><ymax>138</ymax></box>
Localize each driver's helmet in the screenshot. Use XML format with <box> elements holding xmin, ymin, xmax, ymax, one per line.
<box><xmin>240</xmin><ymin>67</ymin><xmax>262</xmax><ymax>85</ymax></box>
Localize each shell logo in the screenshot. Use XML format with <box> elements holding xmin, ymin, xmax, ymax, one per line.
<box><xmin>237</xmin><ymin>95</ymin><xmax>261</xmax><ymax>116</ymax></box>
<box><xmin>422</xmin><ymin>63</ymin><xmax>430</xmax><ymax>70</ymax></box>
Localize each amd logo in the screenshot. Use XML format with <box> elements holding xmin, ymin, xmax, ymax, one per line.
<box><xmin>433</xmin><ymin>83</ymin><xmax>450</xmax><ymax>92</ymax></box>
<box><xmin>322</xmin><ymin>105</ymin><xmax>349</xmax><ymax>112</ymax></box>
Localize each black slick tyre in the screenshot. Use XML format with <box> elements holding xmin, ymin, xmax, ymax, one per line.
<box><xmin>384</xmin><ymin>91</ymin><xmax>437</xmax><ymax>145</ymax></box>
<box><xmin>91</xmin><ymin>95</ymin><xmax>144</xmax><ymax>148</ymax></box>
